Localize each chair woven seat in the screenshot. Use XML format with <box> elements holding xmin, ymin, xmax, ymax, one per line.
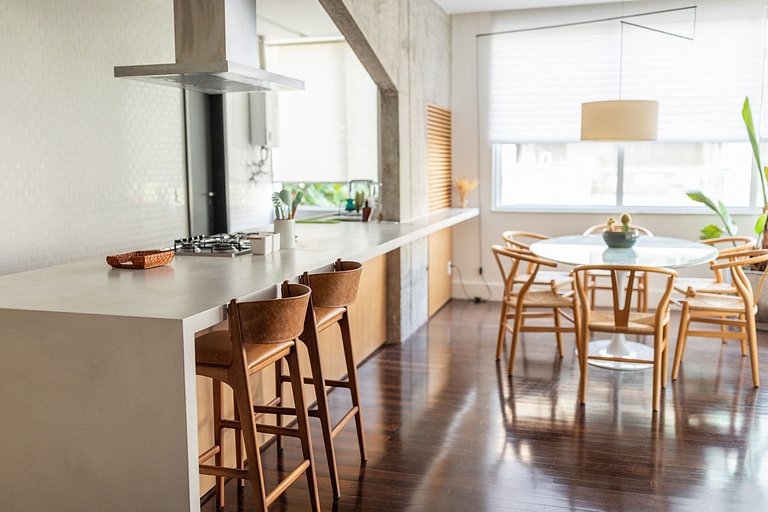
<box><xmin>515</xmin><ymin>270</ymin><xmax>573</xmax><ymax>287</ymax></box>
<box><xmin>674</xmin><ymin>277</ymin><xmax>735</xmax><ymax>296</ymax></box>
<box><xmin>588</xmin><ymin>310</ymin><xmax>667</xmax><ymax>335</ymax></box>
<box><xmin>504</xmin><ymin>289</ymin><xmax>574</xmax><ymax>309</ymax></box>
<box><xmin>685</xmin><ymin>292</ymin><xmax>754</xmax><ymax>313</ymax></box>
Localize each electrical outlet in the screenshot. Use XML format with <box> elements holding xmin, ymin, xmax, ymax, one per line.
<box><xmin>447</xmin><ymin>260</ymin><xmax>452</xmax><ymax>275</ymax></box>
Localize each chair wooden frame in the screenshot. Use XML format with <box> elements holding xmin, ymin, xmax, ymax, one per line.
<box><xmin>672</xmin><ymin>236</ymin><xmax>756</xmax><ymax>298</ymax></box>
<box><xmin>492</xmin><ymin>244</ymin><xmax>580</xmax><ymax>376</ymax></box>
<box><xmin>573</xmin><ymin>265</ymin><xmax>677</xmax><ymax>412</ymax></box>
<box><xmin>672</xmin><ymin>249</ymin><xmax>768</xmax><ymax>388</ymax></box>
<box><xmin>582</xmin><ymin>224</ymin><xmax>654</xmax><ymax>312</ymax></box>
<box><xmin>195</xmin><ymin>282</ymin><xmax>321</xmax><ymax>512</ymax></box>
<box><xmin>501</xmin><ymin>230</ymin><xmax>573</xmax><ymax>289</ymax></box>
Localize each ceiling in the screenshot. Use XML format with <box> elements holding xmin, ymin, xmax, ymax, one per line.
<box><xmin>255</xmin><ymin>1</ymin><xmax>645</xmax><ymax>39</ymax></box>
<box><xmin>257</xmin><ymin>0</ymin><xmax>341</xmax><ymax>39</ymax></box>
<box><xmin>433</xmin><ymin>0</ymin><xmax>642</xmax><ymax>14</ymax></box>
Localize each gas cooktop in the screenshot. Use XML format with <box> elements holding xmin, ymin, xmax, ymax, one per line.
<box><xmin>173</xmin><ymin>233</ymin><xmax>255</xmax><ymax>257</ymax></box>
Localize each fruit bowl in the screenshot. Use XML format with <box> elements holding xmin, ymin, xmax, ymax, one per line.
<box><xmin>602</xmin><ymin>229</ymin><xmax>638</xmax><ymax>249</ymax></box>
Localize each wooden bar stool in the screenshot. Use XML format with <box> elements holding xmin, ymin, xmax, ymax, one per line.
<box><xmin>195</xmin><ymin>282</ymin><xmax>321</xmax><ymax>512</ymax></box>
<box><xmin>274</xmin><ymin>259</ymin><xmax>366</xmax><ymax>501</ymax></box>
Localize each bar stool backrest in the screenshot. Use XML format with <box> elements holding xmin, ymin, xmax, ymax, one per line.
<box><xmin>228</xmin><ymin>282</ymin><xmax>312</xmax><ymax>345</ymax></box>
<box><xmin>300</xmin><ymin>259</ymin><xmax>363</xmax><ymax>308</ymax></box>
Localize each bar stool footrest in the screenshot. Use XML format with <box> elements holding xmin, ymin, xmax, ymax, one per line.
<box><xmin>200</xmin><ymin>464</ymin><xmax>249</xmax><ymax>480</ymax></box>
<box><xmin>331</xmin><ymin>405</ymin><xmax>359</xmax><ymax>438</ymax></box>
<box><xmin>255</xmin><ymin>423</ymin><xmax>301</xmax><ymax>438</ymax></box>
<box><xmin>198</xmin><ymin>445</ymin><xmax>221</xmax><ymax>464</ymax></box>
<box><xmin>325</xmin><ymin>378</ymin><xmax>351</xmax><ymax>389</ymax></box>
<box><xmin>265</xmin><ymin>460</ymin><xmax>311</xmax><ymax>506</ymax></box>
<box><xmin>253</xmin><ymin>404</ymin><xmax>297</xmax><ymax>416</ymax></box>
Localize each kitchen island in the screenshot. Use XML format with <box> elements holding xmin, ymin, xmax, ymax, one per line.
<box><xmin>0</xmin><ymin>208</ymin><xmax>477</xmax><ymax>512</ymax></box>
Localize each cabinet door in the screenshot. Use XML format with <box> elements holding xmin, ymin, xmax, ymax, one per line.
<box><xmin>428</xmin><ymin>227</ymin><xmax>453</xmax><ymax>316</ymax></box>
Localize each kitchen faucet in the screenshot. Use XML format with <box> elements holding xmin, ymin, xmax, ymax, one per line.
<box><xmin>348</xmin><ymin>179</ymin><xmax>375</xmax><ymax>198</ymax></box>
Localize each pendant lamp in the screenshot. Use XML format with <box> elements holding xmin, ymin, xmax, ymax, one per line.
<box><xmin>581</xmin><ymin>99</ymin><xmax>659</xmax><ymax>141</ymax></box>
<box><xmin>580</xmin><ymin>3</ymin><xmax>677</xmax><ymax>141</ymax></box>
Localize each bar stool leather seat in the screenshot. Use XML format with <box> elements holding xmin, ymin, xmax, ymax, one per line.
<box><xmin>196</xmin><ymin>331</ymin><xmax>293</xmax><ymax>370</ymax></box>
<box><xmin>314</xmin><ymin>306</ymin><xmax>345</xmax><ymax>331</ymax></box>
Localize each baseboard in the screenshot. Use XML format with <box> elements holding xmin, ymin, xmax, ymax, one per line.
<box><xmin>452</xmin><ymin>279</ymin><xmax>673</xmax><ymax>309</ymax></box>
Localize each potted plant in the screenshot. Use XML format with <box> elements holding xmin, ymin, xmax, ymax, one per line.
<box><xmin>689</xmin><ymin>97</ymin><xmax>768</xmax><ymax>326</ymax></box>
<box><xmin>272</xmin><ymin>189</ymin><xmax>302</xmax><ymax>249</ymax></box>
<box><xmin>741</xmin><ymin>97</ymin><xmax>768</xmax><ymax>325</ymax></box>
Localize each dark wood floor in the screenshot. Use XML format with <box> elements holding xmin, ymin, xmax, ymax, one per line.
<box><xmin>201</xmin><ymin>300</ymin><xmax>768</xmax><ymax>511</ymax></box>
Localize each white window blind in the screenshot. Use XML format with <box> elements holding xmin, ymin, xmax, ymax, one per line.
<box><xmin>480</xmin><ymin>0</ymin><xmax>768</xmax><ymax>143</ymax></box>
<box><xmin>266</xmin><ymin>41</ymin><xmax>378</xmax><ymax>182</ymax></box>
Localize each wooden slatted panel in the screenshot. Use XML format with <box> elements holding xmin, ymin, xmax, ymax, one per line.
<box><xmin>427</xmin><ymin>104</ymin><xmax>452</xmax><ymax>212</ymax></box>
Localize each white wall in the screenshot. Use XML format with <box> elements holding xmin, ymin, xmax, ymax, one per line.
<box><xmin>450</xmin><ymin>10</ymin><xmax>760</xmax><ymax>302</ymax></box>
<box><xmin>0</xmin><ymin>0</ymin><xmax>187</xmax><ymax>275</ymax></box>
<box><xmin>267</xmin><ymin>41</ymin><xmax>379</xmax><ymax>183</ymax></box>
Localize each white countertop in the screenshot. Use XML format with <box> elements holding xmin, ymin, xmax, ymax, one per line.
<box><xmin>0</xmin><ymin>208</ymin><xmax>477</xmax><ymax>321</ymax></box>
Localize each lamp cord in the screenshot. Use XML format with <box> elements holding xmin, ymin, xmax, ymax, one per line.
<box><xmin>619</xmin><ymin>1</ymin><xmax>624</xmax><ymax>100</ymax></box>
<box><xmin>452</xmin><ymin>263</ymin><xmax>493</xmax><ymax>303</ymax></box>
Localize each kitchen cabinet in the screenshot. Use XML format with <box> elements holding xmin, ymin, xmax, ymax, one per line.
<box><xmin>428</xmin><ymin>227</ymin><xmax>453</xmax><ymax>316</ymax></box>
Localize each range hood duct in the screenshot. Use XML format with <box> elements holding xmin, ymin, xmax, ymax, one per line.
<box><xmin>114</xmin><ymin>0</ymin><xmax>303</xmax><ymax>94</ymax></box>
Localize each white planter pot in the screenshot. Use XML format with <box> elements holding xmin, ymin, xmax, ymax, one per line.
<box><xmin>745</xmin><ymin>269</ymin><xmax>768</xmax><ymax>331</ymax></box>
<box><xmin>273</xmin><ymin>219</ymin><xmax>296</xmax><ymax>249</ymax></box>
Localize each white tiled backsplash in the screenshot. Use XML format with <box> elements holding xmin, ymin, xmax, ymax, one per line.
<box><xmin>0</xmin><ymin>0</ymin><xmax>187</xmax><ymax>275</ymax></box>
<box><xmin>225</xmin><ymin>94</ymin><xmax>275</xmax><ymax>232</ymax></box>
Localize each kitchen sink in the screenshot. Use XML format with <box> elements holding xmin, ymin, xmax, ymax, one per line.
<box><xmin>318</xmin><ymin>214</ymin><xmax>364</xmax><ymax>222</ymax></box>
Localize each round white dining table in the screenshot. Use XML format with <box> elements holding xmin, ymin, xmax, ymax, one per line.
<box><xmin>530</xmin><ymin>235</ymin><xmax>718</xmax><ymax>371</ymax></box>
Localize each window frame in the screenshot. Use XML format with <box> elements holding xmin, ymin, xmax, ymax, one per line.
<box><xmin>490</xmin><ymin>141</ymin><xmax>763</xmax><ymax>215</ymax></box>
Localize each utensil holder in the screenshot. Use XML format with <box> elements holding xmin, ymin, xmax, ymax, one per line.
<box><xmin>274</xmin><ymin>219</ymin><xmax>296</xmax><ymax>249</ymax></box>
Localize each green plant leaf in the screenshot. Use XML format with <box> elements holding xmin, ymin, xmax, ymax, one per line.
<box><xmin>686</xmin><ymin>190</ymin><xmax>718</xmax><ymax>212</ymax></box>
<box><xmin>755</xmin><ymin>212</ymin><xmax>768</xmax><ymax>234</ymax></box>
<box><xmin>743</xmin><ymin>97</ymin><xmax>768</xmax><ymax>207</ymax></box>
<box><xmin>700</xmin><ymin>224</ymin><xmax>723</xmax><ymax>240</ymax></box>
<box><xmin>717</xmin><ymin>200</ymin><xmax>738</xmax><ymax>237</ymax></box>
<box><xmin>744</xmin><ymin>97</ymin><xmax>762</xmax><ymax>169</ymax></box>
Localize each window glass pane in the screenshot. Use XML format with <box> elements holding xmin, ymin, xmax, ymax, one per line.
<box><xmin>622</xmin><ymin>142</ymin><xmax>752</xmax><ymax>207</ymax></box>
<box><xmin>275</xmin><ymin>182</ymin><xmax>348</xmax><ymax>210</ymax></box>
<box><xmin>496</xmin><ymin>143</ymin><xmax>618</xmax><ymax>207</ymax></box>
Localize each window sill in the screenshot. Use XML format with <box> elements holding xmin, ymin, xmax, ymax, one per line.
<box><xmin>490</xmin><ymin>205</ymin><xmax>764</xmax><ymax>216</ymax></box>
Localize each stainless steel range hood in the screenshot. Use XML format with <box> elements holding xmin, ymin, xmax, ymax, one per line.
<box><xmin>114</xmin><ymin>0</ymin><xmax>303</xmax><ymax>94</ymax></box>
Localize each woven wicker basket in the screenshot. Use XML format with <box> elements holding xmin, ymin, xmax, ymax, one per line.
<box><xmin>106</xmin><ymin>250</ymin><xmax>175</xmax><ymax>270</ymax></box>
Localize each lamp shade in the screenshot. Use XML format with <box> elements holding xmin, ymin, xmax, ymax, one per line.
<box><xmin>580</xmin><ymin>100</ymin><xmax>659</xmax><ymax>141</ymax></box>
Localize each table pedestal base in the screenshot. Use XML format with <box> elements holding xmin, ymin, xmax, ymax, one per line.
<box><xmin>587</xmin><ymin>335</ymin><xmax>654</xmax><ymax>371</ymax></box>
